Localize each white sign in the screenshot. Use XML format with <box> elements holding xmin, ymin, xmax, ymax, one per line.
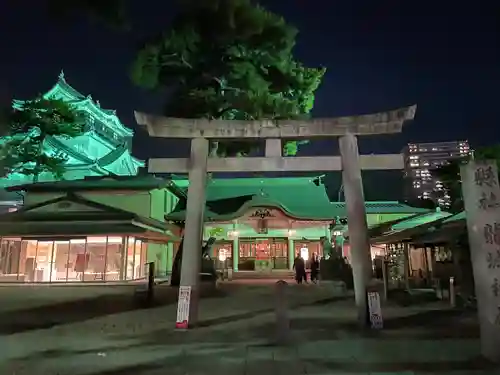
<box><xmin>300</xmin><ymin>247</ymin><xmax>309</xmax><ymax>261</ymax></box>
<box><xmin>175</xmin><ymin>286</ymin><xmax>191</xmax><ymax>329</ymax></box>
<box><xmin>367</xmin><ymin>291</ymin><xmax>383</xmax><ymax>329</ymax></box>
<box><xmin>461</xmin><ymin>160</ymin><xmax>500</xmax><ymax>362</ymax></box>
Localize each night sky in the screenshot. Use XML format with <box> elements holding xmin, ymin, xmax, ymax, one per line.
<box><xmin>1</xmin><ymin>1</ymin><xmax>499</xmax><ymax>198</ymax></box>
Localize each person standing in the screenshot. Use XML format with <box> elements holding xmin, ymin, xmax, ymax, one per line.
<box><xmin>293</xmin><ymin>254</ymin><xmax>306</xmax><ymax>284</ymax></box>
<box><xmin>310</xmin><ymin>253</ymin><xmax>320</xmax><ymax>284</ymax></box>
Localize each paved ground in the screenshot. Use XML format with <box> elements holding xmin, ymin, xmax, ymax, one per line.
<box><xmin>0</xmin><ymin>282</ymin><xmax>498</xmax><ymax>374</ymax></box>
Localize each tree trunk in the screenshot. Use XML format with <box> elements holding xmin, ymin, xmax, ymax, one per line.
<box><xmin>170</xmin><ymin>237</ymin><xmax>216</xmax><ymax>286</ymax></box>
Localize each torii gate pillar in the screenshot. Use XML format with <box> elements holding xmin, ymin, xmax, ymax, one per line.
<box><xmin>339</xmin><ymin>133</ymin><xmax>373</xmax><ymax>324</ymax></box>
<box><xmin>178</xmin><ymin>138</ymin><xmax>209</xmax><ymax>325</ymax></box>
<box><xmin>136</xmin><ymin>105</ymin><xmax>416</xmax><ymax>328</ymax></box>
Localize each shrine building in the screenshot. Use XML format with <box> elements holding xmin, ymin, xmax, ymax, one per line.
<box><xmin>168</xmin><ymin>176</ymin><xmax>431</xmax><ymax>272</ymax></box>
<box><xmin>0</xmin><ymin>174</ymin><xmax>433</xmax><ymax>283</ymax></box>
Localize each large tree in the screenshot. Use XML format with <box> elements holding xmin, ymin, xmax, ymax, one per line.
<box><xmin>0</xmin><ymin>98</ymin><xmax>85</xmax><ymax>182</ymax></box>
<box><xmin>432</xmin><ymin>145</ymin><xmax>500</xmax><ymax>213</ymax></box>
<box><xmin>131</xmin><ymin>0</ymin><xmax>326</xmax><ymax>156</ymax></box>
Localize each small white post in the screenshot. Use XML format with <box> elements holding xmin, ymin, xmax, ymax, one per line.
<box><xmin>450</xmin><ymin>277</ymin><xmax>456</xmax><ymax>308</ymax></box>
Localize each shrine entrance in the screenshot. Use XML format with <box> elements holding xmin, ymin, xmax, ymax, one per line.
<box><xmin>136</xmin><ymin>105</ymin><xmax>416</xmax><ymax>327</ymax></box>
<box><xmin>239</xmin><ymin>238</ymin><xmax>289</xmax><ymax>271</ymax></box>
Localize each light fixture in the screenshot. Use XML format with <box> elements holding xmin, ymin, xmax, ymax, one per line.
<box><xmin>218</xmin><ymin>248</ymin><xmax>228</xmax><ymax>262</ymax></box>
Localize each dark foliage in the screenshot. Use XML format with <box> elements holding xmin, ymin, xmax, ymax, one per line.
<box><xmin>0</xmin><ymin>98</ymin><xmax>85</xmax><ymax>181</ymax></box>
<box><xmin>131</xmin><ymin>0</ymin><xmax>325</xmax><ymax>156</ymax></box>
<box><xmin>47</xmin><ymin>0</ymin><xmax>129</xmax><ymax>30</ymax></box>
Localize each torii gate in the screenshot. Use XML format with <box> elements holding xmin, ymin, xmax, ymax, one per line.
<box><xmin>135</xmin><ymin>105</ymin><xmax>416</xmax><ymax>327</ymax></box>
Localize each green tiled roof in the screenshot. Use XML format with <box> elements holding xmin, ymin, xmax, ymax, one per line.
<box><xmin>0</xmin><ymin>193</ymin><xmax>178</xmax><ymax>238</ymax></box>
<box><xmin>370</xmin><ymin>210</ymin><xmax>453</xmax><ymax>244</ymax></box>
<box><xmin>166</xmin><ymin>177</ymin><xmax>431</xmax><ymax>222</ymax></box>
<box><xmin>7</xmin><ymin>176</ymin><xmax>175</xmax><ymax>193</ymax></box>
<box><xmin>442</xmin><ymin>211</ymin><xmax>465</xmax><ymax>224</ymax></box>
<box><xmin>96</xmin><ymin>143</ymin><xmax>128</xmax><ymax>167</ymax></box>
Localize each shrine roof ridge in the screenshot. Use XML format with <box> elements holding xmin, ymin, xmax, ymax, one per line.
<box><xmin>135</xmin><ymin>105</ymin><xmax>417</xmax><ymax>139</ymax></box>
<box><xmin>172</xmin><ymin>175</ymin><xmax>325</xmax><ymax>188</ymax></box>
<box><xmin>6</xmin><ymin>175</ymin><xmax>178</xmax><ymax>193</ymax></box>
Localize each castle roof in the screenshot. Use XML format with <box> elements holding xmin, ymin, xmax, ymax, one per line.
<box><xmin>42</xmin><ymin>70</ymin><xmax>134</xmax><ymax>137</ymax></box>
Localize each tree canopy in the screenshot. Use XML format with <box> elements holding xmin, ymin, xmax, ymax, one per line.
<box><xmin>131</xmin><ymin>0</ymin><xmax>325</xmax><ymax>156</ymax></box>
<box><xmin>432</xmin><ymin>145</ymin><xmax>500</xmax><ymax>213</ymax></box>
<box><xmin>0</xmin><ymin>98</ymin><xmax>85</xmax><ymax>182</ymax></box>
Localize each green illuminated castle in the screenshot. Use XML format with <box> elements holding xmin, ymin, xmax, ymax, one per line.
<box><xmin>2</xmin><ymin>71</ymin><xmax>144</xmax><ymax>190</ymax></box>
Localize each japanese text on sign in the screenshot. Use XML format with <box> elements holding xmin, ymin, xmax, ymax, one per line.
<box><xmin>475</xmin><ymin>165</ymin><xmax>497</xmax><ymax>187</ymax></box>
<box><xmin>367</xmin><ymin>291</ymin><xmax>383</xmax><ymax>329</ymax></box>
<box><xmin>465</xmin><ymin>162</ymin><xmax>500</xmax><ymax>328</ymax></box>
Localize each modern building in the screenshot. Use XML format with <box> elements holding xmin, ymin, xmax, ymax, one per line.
<box><xmin>0</xmin><ymin>175</ymin><xmax>432</xmax><ymax>282</ymax></box>
<box><xmin>0</xmin><ymin>71</ymin><xmax>145</xmax><ymax>210</ymax></box>
<box><xmin>402</xmin><ymin>140</ymin><xmax>471</xmax><ymax>205</ymax></box>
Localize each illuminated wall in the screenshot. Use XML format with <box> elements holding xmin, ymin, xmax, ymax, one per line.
<box><xmin>1</xmin><ymin>71</ymin><xmax>145</xmax><ymax>188</ymax></box>
<box><xmin>0</xmin><ymin>236</ymin><xmax>147</xmax><ymax>282</ymax></box>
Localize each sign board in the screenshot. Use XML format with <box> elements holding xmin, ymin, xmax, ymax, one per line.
<box><xmin>300</xmin><ymin>247</ymin><xmax>309</xmax><ymax>261</ymax></box>
<box><xmin>175</xmin><ymin>286</ymin><xmax>191</xmax><ymax>329</ymax></box>
<box><xmin>367</xmin><ymin>291</ymin><xmax>383</xmax><ymax>329</ymax></box>
<box><xmin>461</xmin><ymin>160</ymin><xmax>500</xmax><ymax>362</ymax></box>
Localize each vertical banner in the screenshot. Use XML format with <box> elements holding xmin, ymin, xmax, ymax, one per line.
<box><xmin>175</xmin><ymin>286</ymin><xmax>191</xmax><ymax>329</ymax></box>
<box><xmin>367</xmin><ymin>291</ymin><xmax>383</xmax><ymax>329</ymax></box>
<box><xmin>461</xmin><ymin>160</ymin><xmax>500</xmax><ymax>362</ymax></box>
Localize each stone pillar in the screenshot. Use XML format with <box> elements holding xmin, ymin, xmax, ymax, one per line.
<box><xmin>232</xmin><ymin>236</ymin><xmax>239</xmax><ymax>272</ymax></box>
<box><xmin>232</xmin><ymin>222</ymin><xmax>239</xmax><ymax>272</ymax></box>
<box><xmin>288</xmin><ymin>238</ymin><xmax>294</xmax><ymax>269</ymax></box>
<box><xmin>336</xmin><ymin>235</ymin><xmax>345</xmax><ymax>256</ymax></box>
<box><xmin>324</xmin><ymin>225</ymin><xmax>331</xmax><ymax>253</ymax></box>
<box><xmin>339</xmin><ymin>133</ymin><xmax>372</xmax><ymax>327</ymax></box>
<box><xmin>403</xmin><ymin>241</ymin><xmax>410</xmax><ymax>290</ymax></box>
<box><xmin>166</xmin><ymin>242</ymin><xmax>174</xmax><ymax>273</ymax></box>
<box><xmin>178</xmin><ymin>137</ymin><xmax>209</xmax><ymax>327</ymax></box>
<box><xmin>460</xmin><ymin>160</ymin><xmax>500</xmax><ymax>362</ymax></box>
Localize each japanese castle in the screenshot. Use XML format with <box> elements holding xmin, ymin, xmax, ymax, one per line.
<box><xmin>0</xmin><ymin>71</ymin><xmax>144</xmax><ymax>209</ymax></box>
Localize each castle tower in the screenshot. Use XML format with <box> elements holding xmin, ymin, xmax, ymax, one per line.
<box><xmin>2</xmin><ymin>71</ymin><xmax>145</xmax><ymax>188</ymax></box>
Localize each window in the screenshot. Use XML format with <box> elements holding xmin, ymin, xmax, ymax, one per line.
<box><xmin>85</xmin><ymin>237</ymin><xmax>107</xmax><ymax>281</ymax></box>
<box><xmin>0</xmin><ymin>236</ymin><xmax>146</xmax><ymax>283</ymax></box>
<box><xmin>239</xmin><ymin>241</ymin><xmax>254</xmax><ymax>257</ymax></box>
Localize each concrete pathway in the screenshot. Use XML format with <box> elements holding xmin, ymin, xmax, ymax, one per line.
<box><xmin>0</xmin><ymin>284</ymin><xmax>498</xmax><ymax>374</ymax></box>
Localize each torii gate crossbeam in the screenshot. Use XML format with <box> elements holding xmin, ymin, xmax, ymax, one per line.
<box><xmin>135</xmin><ymin>105</ymin><xmax>416</xmax><ymax>328</ymax></box>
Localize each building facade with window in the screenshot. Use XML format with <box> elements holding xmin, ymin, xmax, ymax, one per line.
<box><xmin>0</xmin><ymin>174</ymin><xmax>434</xmax><ymax>282</ymax></box>
<box><xmin>402</xmin><ymin>141</ymin><xmax>471</xmax><ymax>205</ymax></box>
<box><xmin>0</xmin><ymin>176</ymin><xmax>181</xmax><ymax>283</ymax></box>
